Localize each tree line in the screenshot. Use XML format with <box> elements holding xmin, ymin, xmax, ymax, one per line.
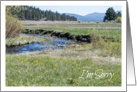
<box><xmin>6</xmin><ymin>6</ymin><xmax>77</xmax><ymax>21</ymax></box>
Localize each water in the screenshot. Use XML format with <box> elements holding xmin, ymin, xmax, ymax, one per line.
<box><xmin>6</xmin><ymin>34</ymin><xmax>74</xmax><ymax>54</ymax></box>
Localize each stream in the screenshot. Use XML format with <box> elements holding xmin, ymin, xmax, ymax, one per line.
<box><xmin>6</xmin><ymin>34</ymin><xmax>75</xmax><ymax>54</ymax></box>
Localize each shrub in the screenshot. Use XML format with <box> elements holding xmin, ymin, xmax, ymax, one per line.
<box><xmin>115</xmin><ymin>17</ymin><xmax>121</xmax><ymax>23</ymax></box>
<box><xmin>6</xmin><ymin>15</ymin><xmax>23</xmax><ymax>38</ymax></box>
<box><xmin>105</xmin><ymin>20</ymin><xmax>108</xmax><ymax>23</ymax></box>
<box><xmin>78</xmin><ymin>20</ymin><xmax>81</xmax><ymax>23</ymax></box>
<box><xmin>96</xmin><ymin>21</ymin><xmax>99</xmax><ymax>23</ymax></box>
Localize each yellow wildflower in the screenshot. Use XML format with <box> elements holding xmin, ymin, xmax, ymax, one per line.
<box><xmin>30</xmin><ymin>72</ymin><xmax>33</xmax><ymax>76</ymax></box>
<box><xmin>21</xmin><ymin>61</ymin><xmax>23</xmax><ymax>64</ymax></box>
<box><xmin>34</xmin><ymin>60</ymin><xmax>38</xmax><ymax>63</ymax></box>
<box><xmin>45</xmin><ymin>84</ymin><xmax>48</xmax><ymax>86</ymax></box>
<box><xmin>76</xmin><ymin>82</ymin><xmax>79</xmax><ymax>85</ymax></box>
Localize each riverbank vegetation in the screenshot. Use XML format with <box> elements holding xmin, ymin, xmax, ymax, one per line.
<box><xmin>6</xmin><ymin>34</ymin><xmax>49</xmax><ymax>47</ymax></box>
<box><xmin>6</xmin><ymin>15</ymin><xmax>23</xmax><ymax>38</ymax></box>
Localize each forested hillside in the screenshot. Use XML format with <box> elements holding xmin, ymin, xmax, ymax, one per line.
<box><xmin>6</xmin><ymin>6</ymin><xmax>77</xmax><ymax>21</ymax></box>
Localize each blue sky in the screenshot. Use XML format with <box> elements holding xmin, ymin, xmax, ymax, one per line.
<box><xmin>34</xmin><ymin>6</ymin><xmax>121</xmax><ymax>16</ymax></box>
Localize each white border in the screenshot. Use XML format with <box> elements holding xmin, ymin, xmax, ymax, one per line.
<box><xmin>1</xmin><ymin>1</ymin><xmax>126</xmax><ymax>91</ymax></box>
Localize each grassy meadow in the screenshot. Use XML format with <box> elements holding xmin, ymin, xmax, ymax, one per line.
<box><xmin>6</xmin><ymin>21</ymin><xmax>121</xmax><ymax>86</ymax></box>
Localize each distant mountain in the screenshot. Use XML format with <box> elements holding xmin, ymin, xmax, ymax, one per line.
<box><xmin>65</xmin><ymin>11</ymin><xmax>121</xmax><ymax>22</ymax></box>
<box><xmin>84</xmin><ymin>12</ymin><xmax>105</xmax><ymax>22</ymax></box>
<box><xmin>65</xmin><ymin>12</ymin><xmax>105</xmax><ymax>22</ymax></box>
<box><xmin>64</xmin><ymin>13</ymin><xmax>86</xmax><ymax>21</ymax></box>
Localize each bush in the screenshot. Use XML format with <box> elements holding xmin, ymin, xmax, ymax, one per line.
<box><xmin>78</xmin><ymin>20</ymin><xmax>81</xmax><ymax>23</ymax></box>
<box><xmin>96</xmin><ymin>21</ymin><xmax>99</xmax><ymax>23</ymax></box>
<box><xmin>6</xmin><ymin>15</ymin><xmax>23</xmax><ymax>38</ymax></box>
<box><xmin>115</xmin><ymin>17</ymin><xmax>121</xmax><ymax>23</ymax></box>
<box><xmin>88</xmin><ymin>21</ymin><xmax>90</xmax><ymax>23</ymax></box>
<box><xmin>104</xmin><ymin>20</ymin><xmax>108</xmax><ymax>23</ymax></box>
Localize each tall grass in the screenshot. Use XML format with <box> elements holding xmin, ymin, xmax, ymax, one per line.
<box><xmin>6</xmin><ymin>15</ymin><xmax>23</xmax><ymax>38</ymax></box>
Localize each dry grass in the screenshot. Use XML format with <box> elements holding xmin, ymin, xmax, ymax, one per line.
<box><xmin>21</xmin><ymin>20</ymin><xmax>121</xmax><ymax>28</ymax></box>
<box><xmin>18</xmin><ymin>43</ymin><xmax>121</xmax><ymax>65</ymax></box>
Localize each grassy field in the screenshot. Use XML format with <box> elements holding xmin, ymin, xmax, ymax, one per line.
<box><xmin>6</xmin><ymin>54</ymin><xmax>121</xmax><ymax>86</ymax></box>
<box><xmin>22</xmin><ymin>21</ymin><xmax>121</xmax><ymax>39</ymax></box>
<box><xmin>6</xmin><ymin>21</ymin><xmax>121</xmax><ymax>86</ymax></box>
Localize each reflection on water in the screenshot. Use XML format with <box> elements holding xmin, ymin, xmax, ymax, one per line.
<box><xmin>6</xmin><ymin>34</ymin><xmax>74</xmax><ymax>54</ymax></box>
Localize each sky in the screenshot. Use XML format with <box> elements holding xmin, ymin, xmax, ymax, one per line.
<box><xmin>34</xmin><ymin>6</ymin><xmax>121</xmax><ymax>16</ymax></box>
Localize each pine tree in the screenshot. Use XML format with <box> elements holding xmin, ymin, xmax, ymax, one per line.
<box><xmin>104</xmin><ymin>7</ymin><xmax>117</xmax><ymax>22</ymax></box>
<box><xmin>6</xmin><ymin>6</ymin><xmax>77</xmax><ymax>21</ymax></box>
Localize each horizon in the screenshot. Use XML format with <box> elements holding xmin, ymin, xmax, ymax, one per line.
<box><xmin>33</xmin><ymin>5</ymin><xmax>121</xmax><ymax>16</ymax></box>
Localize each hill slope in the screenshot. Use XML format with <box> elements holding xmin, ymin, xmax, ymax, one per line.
<box><xmin>65</xmin><ymin>12</ymin><xmax>105</xmax><ymax>22</ymax></box>
<box><xmin>6</xmin><ymin>6</ymin><xmax>77</xmax><ymax>21</ymax></box>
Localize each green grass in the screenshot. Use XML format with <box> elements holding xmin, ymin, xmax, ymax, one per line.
<box><xmin>24</xmin><ymin>27</ymin><xmax>121</xmax><ymax>38</ymax></box>
<box><xmin>22</xmin><ymin>21</ymin><xmax>121</xmax><ymax>42</ymax></box>
<box><xmin>6</xmin><ymin>54</ymin><xmax>121</xmax><ymax>86</ymax></box>
<box><xmin>6</xmin><ymin>34</ymin><xmax>49</xmax><ymax>47</ymax></box>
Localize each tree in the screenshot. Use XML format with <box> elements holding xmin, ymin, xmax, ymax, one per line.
<box><xmin>7</xmin><ymin>6</ymin><xmax>77</xmax><ymax>21</ymax></box>
<box><xmin>117</xmin><ymin>12</ymin><xmax>121</xmax><ymax>17</ymax></box>
<box><xmin>103</xmin><ymin>7</ymin><xmax>117</xmax><ymax>22</ymax></box>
